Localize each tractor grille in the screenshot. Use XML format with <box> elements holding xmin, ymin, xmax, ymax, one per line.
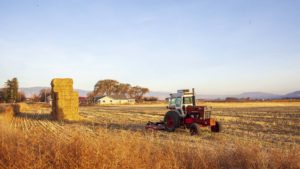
<box><xmin>204</xmin><ymin>107</ymin><xmax>211</xmax><ymax>119</ymax></box>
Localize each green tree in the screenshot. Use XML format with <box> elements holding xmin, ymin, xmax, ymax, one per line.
<box><xmin>11</xmin><ymin>78</ymin><xmax>19</xmax><ymax>101</ymax></box>
<box><xmin>0</xmin><ymin>89</ymin><xmax>4</xmax><ymax>102</ymax></box>
<box><xmin>4</xmin><ymin>79</ymin><xmax>13</xmax><ymax>102</ymax></box>
<box><xmin>2</xmin><ymin>78</ymin><xmax>19</xmax><ymax>103</ymax></box>
<box><xmin>3</xmin><ymin>80</ymin><xmax>11</xmax><ymax>102</ymax></box>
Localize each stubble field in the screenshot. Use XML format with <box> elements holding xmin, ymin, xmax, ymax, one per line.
<box><xmin>0</xmin><ymin>101</ymin><xmax>299</xmax><ymax>169</ymax></box>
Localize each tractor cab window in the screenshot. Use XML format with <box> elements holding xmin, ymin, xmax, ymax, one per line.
<box><xmin>170</xmin><ymin>98</ymin><xmax>176</xmax><ymax>106</ymax></box>
<box><xmin>183</xmin><ymin>97</ymin><xmax>193</xmax><ymax>104</ymax></box>
<box><xmin>175</xmin><ymin>97</ymin><xmax>182</xmax><ymax>107</ymax></box>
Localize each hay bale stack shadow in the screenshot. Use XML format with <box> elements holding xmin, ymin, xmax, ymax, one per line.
<box><xmin>51</xmin><ymin>78</ymin><xmax>79</xmax><ymax>121</ymax></box>
<box><xmin>12</xmin><ymin>104</ymin><xmax>20</xmax><ymax>116</ymax></box>
<box><xmin>16</xmin><ymin>111</ymin><xmax>53</xmax><ymax>121</ymax></box>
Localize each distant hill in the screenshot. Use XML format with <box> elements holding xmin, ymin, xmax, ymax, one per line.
<box><xmin>19</xmin><ymin>87</ymin><xmax>49</xmax><ymax>97</ymax></box>
<box><xmin>145</xmin><ymin>91</ymin><xmax>170</xmax><ymax>100</ymax></box>
<box><xmin>147</xmin><ymin>91</ymin><xmax>300</xmax><ymax>100</ymax></box>
<box><xmin>76</xmin><ymin>89</ymin><xmax>91</xmax><ymax>97</ymax></box>
<box><xmin>197</xmin><ymin>94</ymin><xmax>230</xmax><ymax>100</ymax></box>
<box><xmin>283</xmin><ymin>91</ymin><xmax>300</xmax><ymax>99</ymax></box>
<box><xmin>20</xmin><ymin>87</ymin><xmax>90</xmax><ymax>97</ymax></box>
<box><xmin>146</xmin><ymin>92</ymin><xmax>231</xmax><ymax>100</ymax></box>
<box><xmin>18</xmin><ymin>87</ymin><xmax>300</xmax><ymax>100</ymax></box>
<box><xmin>236</xmin><ymin>92</ymin><xmax>282</xmax><ymax>99</ymax></box>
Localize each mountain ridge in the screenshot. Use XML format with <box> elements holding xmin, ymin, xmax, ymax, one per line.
<box><xmin>19</xmin><ymin>87</ymin><xmax>90</xmax><ymax>97</ymax></box>
<box><xmin>19</xmin><ymin>87</ymin><xmax>300</xmax><ymax>100</ymax></box>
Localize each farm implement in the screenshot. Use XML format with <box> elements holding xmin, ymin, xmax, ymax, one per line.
<box><xmin>145</xmin><ymin>89</ymin><xmax>221</xmax><ymax>135</ymax></box>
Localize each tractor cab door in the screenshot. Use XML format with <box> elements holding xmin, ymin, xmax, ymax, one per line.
<box><xmin>169</xmin><ymin>97</ymin><xmax>184</xmax><ymax>116</ymax></box>
<box><xmin>175</xmin><ymin>97</ymin><xmax>182</xmax><ymax>111</ymax></box>
<box><xmin>168</xmin><ymin>97</ymin><xmax>176</xmax><ymax>109</ymax></box>
<box><xmin>175</xmin><ymin>97</ymin><xmax>185</xmax><ymax>116</ymax></box>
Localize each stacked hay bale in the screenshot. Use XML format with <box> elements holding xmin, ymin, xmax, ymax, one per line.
<box><xmin>51</xmin><ymin>78</ymin><xmax>79</xmax><ymax>120</ymax></box>
<box><xmin>0</xmin><ymin>104</ymin><xmax>15</xmax><ymax>121</ymax></box>
<box><xmin>17</xmin><ymin>103</ymin><xmax>29</xmax><ymax>112</ymax></box>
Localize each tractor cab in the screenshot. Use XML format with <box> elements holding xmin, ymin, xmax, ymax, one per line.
<box><xmin>168</xmin><ymin>89</ymin><xmax>195</xmax><ymax>117</ymax></box>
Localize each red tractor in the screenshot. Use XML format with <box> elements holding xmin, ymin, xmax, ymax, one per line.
<box><xmin>146</xmin><ymin>89</ymin><xmax>221</xmax><ymax>135</ymax></box>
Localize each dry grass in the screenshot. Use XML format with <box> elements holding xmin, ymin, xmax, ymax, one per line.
<box><xmin>78</xmin><ymin>103</ymin><xmax>300</xmax><ymax>146</ymax></box>
<box><xmin>0</xmin><ymin>122</ymin><xmax>299</xmax><ymax>169</ymax></box>
<box><xmin>0</xmin><ymin>101</ymin><xmax>300</xmax><ymax>169</ymax></box>
<box><xmin>0</xmin><ymin>104</ymin><xmax>23</xmax><ymax>120</ymax></box>
<box><xmin>0</xmin><ymin>105</ymin><xmax>14</xmax><ymax>121</ymax></box>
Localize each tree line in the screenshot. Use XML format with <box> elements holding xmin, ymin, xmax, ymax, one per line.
<box><xmin>91</xmin><ymin>79</ymin><xmax>151</xmax><ymax>102</ymax></box>
<box><xmin>0</xmin><ymin>78</ymin><xmax>49</xmax><ymax>103</ymax></box>
<box><xmin>0</xmin><ymin>78</ymin><xmax>157</xmax><ymax>103</ymax></box>
<box><xmin>31</xmin><ymin>88</ymin><xmax>51</xmax><ymax>102</ymax></box>
<box><xmin>0</xmin><ymin>78</ymin><xmax>25</xmax><ymax>103</ymax></box>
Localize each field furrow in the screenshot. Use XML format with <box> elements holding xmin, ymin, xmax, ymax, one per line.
<box><xmin>5</xmin><ymin>102</ymin><xmax>300</xmax><ymax>148</ymax></box>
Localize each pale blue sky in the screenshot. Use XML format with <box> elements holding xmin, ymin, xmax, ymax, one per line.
<box><xmin>0</xmin><ymin>0</ymin><xmax>299</xmax><ymax>94</ymax></box>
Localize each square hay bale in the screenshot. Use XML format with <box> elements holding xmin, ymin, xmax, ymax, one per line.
<box><xmin>51</xmin><ymin>78</ymin><xmax>79</xmax><ymax>120</ymax></box>
<box><xmin>51</xmin><ymin>78</ymin><xmax>73</xmax><ymax>86</ymax></box>
<box><xmin>0</xmin><ymin>104</ymin><xmax>15</xmax><ymax>121</ymax></box>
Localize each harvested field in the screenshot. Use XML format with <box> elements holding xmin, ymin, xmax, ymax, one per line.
<box><xmin>0</xmin><ymin>101</ymin><xmax>300</xmax><ymax>169</ymax></box>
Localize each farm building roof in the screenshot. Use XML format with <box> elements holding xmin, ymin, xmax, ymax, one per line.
<box><xmin>95</xmin><ymin>95</ymin><xmax>134</xmax><ymax>100</ymax></box>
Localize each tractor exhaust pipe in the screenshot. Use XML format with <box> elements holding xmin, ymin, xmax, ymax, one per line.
<box><xmin>192</xmin><ymin>88</ymin><xmax>196</xmax><ymax>106</ymax></box>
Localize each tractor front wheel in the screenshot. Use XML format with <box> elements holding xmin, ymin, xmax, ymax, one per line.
<box><xmin>190</xmin><ymin>123</ymin><xmax>201</xmax><ymax>136</ymax></box>
<box><xmin>211</xmin><ymin>121</ymin><xmax>221</xmax><ymax>132</ymax></box>
<box><xmin>164</xmin><ymin>111</ymin><xmax>180</xmax><ymax>132</ymax></box>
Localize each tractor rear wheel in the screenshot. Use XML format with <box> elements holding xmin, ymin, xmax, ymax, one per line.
<box><xmin>164</xmin><ymin>111</ymin><xmax>180</xmax><ymax>132</ymax></box>
<box><xmin>211</xmin><ymin>121</ymin><xmax>221</xmax><ymax>132</ymax></box>
<box><xmin>190</xmin><ymin>123</ymin><xmax>201</xmax><ymax>136</ymax></box>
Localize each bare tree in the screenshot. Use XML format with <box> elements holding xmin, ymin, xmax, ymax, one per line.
<box><xmin>32</xmin><ymin>94</ymin><xmax>40</xmax><ymax>102</ymax></box>
<box><xmin>17</xmin><ymin>92</ymin><xmax>26</xmax><ymax>102</ymax></box>
<box><xmin>114</xmin><ymin>83</ymin><xmax>131</xmax><ymax>98</ymax></box>
<box><xmin>94</xmin><ymin>79</ymin><xmax>119</xmax><ymax>96</ymax></box>
<box><xmin>144</xmin><ymin>96</ymin><xmax>158</xmax><ymax>101</ymax></box>
<box><xmin>93</xmin><ymin>79</ymin><xmax>149</xmax><ymax>102</ymax></box>
<box><xmin>129</xmin><ymin>86</ymin><xmax>149</xmax><ymax>102</ymax></box>
<box><xmin>39</xmin><ymin>88</ymin><xmax>51</xmax><ymax>102</ymax></box>
<box><xmin>86</xmin><ymin>92</ymin><xmax>96</xmax><ymax>104</ymax></box>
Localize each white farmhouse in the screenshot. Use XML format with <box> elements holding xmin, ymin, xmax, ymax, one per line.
<box><xmin>95</xmin><ymin>96</ymin><xmax>135</xmax><ymax>105</ymax></box>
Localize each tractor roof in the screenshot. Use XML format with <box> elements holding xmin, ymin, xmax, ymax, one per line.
<box><xmin>170</xmin><ymin>89</ymin><xmax>193</xmax><ymax>98</ymax></box>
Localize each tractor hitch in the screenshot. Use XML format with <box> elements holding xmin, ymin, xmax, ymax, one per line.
<box><xmin>145</xmin><ymin>121</ymin><xmax>165</xmax><ymax>130</ymax></box>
